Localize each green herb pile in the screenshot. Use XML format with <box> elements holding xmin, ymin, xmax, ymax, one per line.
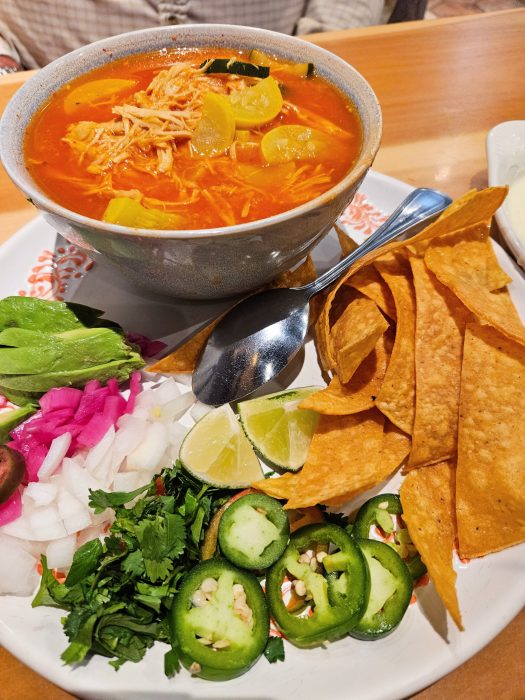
<box><xmin>33</xmin><ymin>462</ymin><xmax>230</xmax><ymax>671</ymax></box>
<box><xmin>0</xmin><ymin>296</ymin><xmax>144</xmax><ymax>406</ymax></box>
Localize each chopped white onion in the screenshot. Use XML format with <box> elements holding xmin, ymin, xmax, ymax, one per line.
<box><xmin>76</xmin><ymin>524</ymin><xmax>106</xmax><ymax>548</ymax></box>
<box><xmin>190</xmin><ymin>401</ymin><xmax>212</xmax><ymax>422</ymax></box>
<box><xmin>85</xmin><ymin>426</ymin><xmax>115</xmax><ymax>473</ymax></box>
<box><xmin>57</xmin><ymin>488</ymin><xmax>93</xmax><ymax>535</ymax></box>
<box><xmin>28</xmin><ymin>505</ymin><xmax>67</xmax><ymax>541</ymax></box>
<box><xmin>170</xmin><ymin>372</ymin><xmax>193</xmax><ymax>386</ymax></box>
<box><xmin>23</xmin><ymin>481</ymin><xmax>58</xmax><ymax>508</ymax></box>
<box><xmin>136</xmin><ymin>378</ymin><xmax>180</xmax><ymax>409</ymax></box>
<box><xmin>152</xmin><ymin>391</ymin><xmax>195</xmax><ymax>423</ymax></box>
<box><xmin>0</xmin><ymin>533</ymin><xmax>39</xmax><ymax>595</ymax></box>
<box><xmin>112</xmin><ymin>471</ymin><xmax>142</xmax><ymax>493</ymax></box>
<box><xmin>109</xmin><ymin>415</ymin><xmax>149</xmax><ymax>472</ymax></box>
<box><xmin>61</xmin><ymin>458</ymin><xmax>103</xmax><ymax>506</ymax></box>
<box><xmin>126</xmin><ymin>421</ymin><xmax>169</xmax><ymax>472</ymax></box>
<box><xmin>38</xmin><ymin>432</ymin><xmax>72</xmax><ymax>481</ymax></box>
<box><xmin>46</xmin><ymin>534</ymin><xmax>77</xmax><ymax>570</ymax></box>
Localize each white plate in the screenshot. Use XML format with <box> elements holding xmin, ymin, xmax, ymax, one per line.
<box><xmin>1</xmin><ymin>170</ymin><xmax>524</xmax><ymax>700</ymax></box>
<box><xmin>487</xmin><ymin>120</ymin><xmax>525</xmax><ymax>267</ymax></box>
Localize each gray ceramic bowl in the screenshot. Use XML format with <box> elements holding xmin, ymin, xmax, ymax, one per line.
<box><xmin>0</xmin><ymin>24</ymin><xmax>381</xmax><ymax>299</ymax></box>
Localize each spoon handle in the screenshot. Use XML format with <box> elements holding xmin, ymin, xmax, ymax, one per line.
<box><xmin>296</xmin><ymin>187</ymin><xmax>452</xmax><ymax>298</ymax></box>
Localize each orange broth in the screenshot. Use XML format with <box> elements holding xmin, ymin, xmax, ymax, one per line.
<box><xmin>25</xmin><ymin>48</ymin><xmax>362</xmax><ymax>229</ymax></box>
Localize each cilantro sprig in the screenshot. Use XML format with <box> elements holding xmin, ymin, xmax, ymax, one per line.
<box><xmin>32</xmin><ymin>462</ymin><xmax>229</xmax><ymax>672</ymax></box>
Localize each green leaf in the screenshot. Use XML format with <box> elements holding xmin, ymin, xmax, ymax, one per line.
<box><xmin>183</xmin><ymin>490</ymin><xmax>199</xmax><ymax>518</ymax></box>
<box><xmin>89</xmin><ymin>483</ymin><xmax>151</xmax><ymax>514</ymax></box>
<box><xmin>121</xmin><ymin>550</ymin><xmax>145</xmax><ymax>577</ymax></box>
<box><xmin>164</xmin><ymin>513</ymin><xmax>186</xmax><ymax>559</ymax></box>
<box><xmin>264</xmin><ymin>636</ymin><xmax>285</xmax><ymax>663</ymax></box>
<box><xmin>65</xmin><ymin>539</ymin><xmax>103</xmax><ymax>587</ymax></box>
<box><xmin>190</xmin><ymin>505</ymin><xmax>206</xmax><ymax>546</ymax></box>
<box><xmin>164</xmin><ymin>648</ymin><xmax>181</xmax><ymax>677</ymax></box>
<box><xmin>31</xmin><ymin>556</ymin><xmax>64</xmax><ymax>609</ymax></box>
<box><xmin>61</xmin><ymin>612</ymin><xmax>98</xmax><ymax>665</ymax></box>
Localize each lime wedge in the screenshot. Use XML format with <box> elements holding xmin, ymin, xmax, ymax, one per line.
<box><xmin>238</xmin><ymin>387</ymin><xmax>321</xmax><ymax>471</ymax></box>
<box><xmin>179</xmin><ymin>404</ymin><xmax>263</xmax><ymax>488</ymax></box>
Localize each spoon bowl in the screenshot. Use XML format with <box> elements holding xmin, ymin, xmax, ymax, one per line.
<box><xmin>193</xmin><ymin>187</ymin><xmax>453</xmax><ymax>405</ymax></box>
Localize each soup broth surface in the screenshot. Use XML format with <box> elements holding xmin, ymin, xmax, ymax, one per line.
<box><xmin>25</xmin><ymin>48</ymin><xmax>362</xmax><ymax>229</ymax></box>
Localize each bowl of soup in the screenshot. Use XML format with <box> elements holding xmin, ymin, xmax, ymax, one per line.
<box><xmin>0</xmin><ymin>25</ymin><xmax>381</xmax><ymax>299</ymax></box>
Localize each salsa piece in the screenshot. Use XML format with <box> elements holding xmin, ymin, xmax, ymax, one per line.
<box><xmin>353</xmin><ymin>493</ymin><xmax>427</xmax><ymax>580</ymax></box>
<box><xmin>169</xmin><ymin>559</ymin><xmax>269</xmax><ymax>680</ymax></box>
<box><xmin>350</xmin><ymin>538</ymin><xmax>413</xmax><ymax>640</ymax></box>
<box><xmin>218</xmin><ymin>493</ymin><xmax>290</xmax><ymax>569</ymax></box>
<box><xmin>266</xmin><ymin>523</ymin><xmax>368</xmax><ymax>647</ymax></box>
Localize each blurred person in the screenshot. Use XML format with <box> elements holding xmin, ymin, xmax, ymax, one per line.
<box><xmin>0</xmin><ymin>0</ymin><xmax>386</xmax><ymax>73</ymax></box>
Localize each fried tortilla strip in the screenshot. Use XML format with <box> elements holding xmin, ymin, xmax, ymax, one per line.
<box><xmin>149</xmin><ymin>255</ymin><xmax>317</xmax><ymax>374</ymax></box>
<box><xmin>335</xmin><ymin>224</ymin><xmax>358</xmax><ymax>257</ymax></box>
<box><xmin>331</xmin><ymin>297</ymin><xmax>389</xmax><ymax>383</ymax></box>
<box><xmin>323</xmin><ymin>421</ymin><xmax>410</xmax><ymax>507</ymax></box>
<box><xmin>419</xmin><ymin>223</ymin><xmax>511</xmax><ymax>291</ymax></box>
<box><xmin>316</xmin><ymin>188</ymin><xmax>507</xmax><ymax>373</ymax></box>
<box><xmin>299</xmin><ymin>330</ymin><xmax>391</xmax><ymax>415</ymax></box>
<box><xmin>148</xmin><ymin>318</ymin><xmax>219</xmax><ymax>374</ymax></box>
<box><xmin>253</xmin><ymin>409</ymin><xmax>385</xmax><ymax>508</ymax></box>
<box><xmin>406</xmin><ymin>257</ymin><xmax>470</xmax><ymax>469</ymax></box>
<box><xmin>270</xmin><ymin>254</ymin><xmax>317</xmax><ymax>289</ymax></box>
<box><xmin>456</xmin><ymin>323</ymin><xmax>525</xmax><ymax>558</ymax></box>
<box><xmin>348</xmin><ymin>265</ymin><xmax>397</xmax><ymax>320</ymax></box>
<box><xmin>425</xmin><ymin>239</ymin><xmax>525</xmax><ymax>347</ymax></box>
<box><xmin>314</xmin><ymin>286</ymin><xmax>358</xmax><ymax>374</ymax></box>
<box><xmin>252</xmin><ymin>470</ymin><xmax>298</xmax><ymax>499</ymax></box>
<box><xmin>400</xmin><ymin>461</ymin><xmax>463</xmax><ymax>630</ymax></box>
<box><xmin>375</xmin><ymin>254</ymin><xmax>416</xmax><ymax>434</ymax></box>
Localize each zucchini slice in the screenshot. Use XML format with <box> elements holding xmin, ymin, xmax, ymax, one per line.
<box><xmin>199</xmin><ymin>58</ymin><xmax>269</xmax><ymax>79</ymax></box>
<box><xmin>248</xmin><ymin>50</ymin><xmax>314</xmax><ymax>78</ymax></box>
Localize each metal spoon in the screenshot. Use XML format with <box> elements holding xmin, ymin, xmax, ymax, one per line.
<box><xmin>193</xmin><ymin>187</ymin><xmax>452</xmax><ymax>405</ymax></box>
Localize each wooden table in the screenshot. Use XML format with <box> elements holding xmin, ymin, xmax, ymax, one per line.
<box><xmin>1</xmin><ymin>8</ymin><xmax>524</xmax><ymax>699</ymax></box>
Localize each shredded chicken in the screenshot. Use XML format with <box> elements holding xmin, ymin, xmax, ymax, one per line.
<box><xmin>63</xmin><ymin>62</ymin><xmax>218</xmax><ymax>175</ymax></box>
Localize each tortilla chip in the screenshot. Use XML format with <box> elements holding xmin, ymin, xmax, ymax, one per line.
<box><xmin>299</xmin><ymin>330</ymin><xmax>391</xmax><ymax>415</ymax></box>
<box><xmin>425</xmin><ymin>243</ymin><xmax>525</xmax><ymax>347</ymax></box>
<box><xmin>456</xmin><ymin>323</ymin><xmax>525</xmax><ymax>558</ymax></box>
<box><xmin>423</xmin><ymin>223</ymin><xmax>511</xmax><ymax>291</ymax></box>
<box><xmin>407</xmin><ymin>187</ymin><xmax>508</xmax><ymax>256</ymax></box>
<box><xmin>253</xmin><ymin>409</ymin><xmax>385</xmax><ymax>508</ymax></box>
<box><xmin>400</xmin><ymin>461</ymin><xmax>462</xmax><ymax>630</ymax></box>
<box><xmin>147</xmin><ymin>318</ymin><xmax>219</xmax><ymax>374</ymax></box>
<box><xmin>335</xmin><ymin>224</ymin><xmax>358</xmax><ymax>257</ymax></box>
<box><xmin>331</xmin><ymin>297</ymin><xmax>389</xmax><ymax>383</ymax></box>
<box><xmin>252</xmin><ymin>471</ymin><xmax>297</xmax><ymax>499</ymax></box>
<box><xmin>347</xmin><ymin>265</ymin><xmax>397</xmax><ymax>320</ymax></box>
<box><xmin>316</xmin><ymin>188</ymin><xmax>507</xmax><ymax>368</ymax></box>
<box><xmin>270</xmin><ymin>255</ymin><xmax>317</xmax><ymax>289</ymax></box>
<box><xmin>375</xmin><ymin>254</ymin><xmax>416</xmax><ymax>434</ymax></box>
<box><xmin>406</xmin><ymin>257</ymin><xmax>470</xmax><ymax>469</ymax></box>
<box><xmin>315</xmin><ymin>286</ymin><xmax>359</xmax><ymax>373</ymax></box>
<box><xmin>323</xmin><ymin>421</ymin><xmax>410</xmax><ymax>507</ymax></box>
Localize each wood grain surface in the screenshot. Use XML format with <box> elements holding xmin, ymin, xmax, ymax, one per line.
<box><xmin>0</xmin><ymin>9</ymin><xmax>524</xmax><ymax>699</ymax></box>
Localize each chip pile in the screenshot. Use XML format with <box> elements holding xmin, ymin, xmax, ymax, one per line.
<box><xmin>151</xmin><ymin>187</ymin><xmax>525</xmax><ymax>632</ymax></box>
<box><xmin>253</xmin><ymin>187</ymin><xmax>525</xmax><ymax>630</ymax></box>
